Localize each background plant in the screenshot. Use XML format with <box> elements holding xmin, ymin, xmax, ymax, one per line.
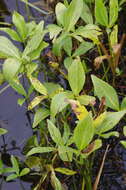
<box><xmin>0</xmin><ymin>0</ymin><xmax>126</xmax><ymax>190</ymax></box>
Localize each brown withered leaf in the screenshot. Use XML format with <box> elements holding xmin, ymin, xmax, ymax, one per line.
<box><xmin>112</xmin><ymin>43</ymin><xmax>121</xmax><ymax>55</ymax></box>
<box><xmin>94</xmin><ymin>55</ymin><xmax>110</xmax><ymax>70</ymax></box>
<box><xmin>81</xmin><ymin>141</ymin><xmax>95</xmax><ymax>154</ymax></box>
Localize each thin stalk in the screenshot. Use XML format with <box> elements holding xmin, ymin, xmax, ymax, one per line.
<box><xmin>102</xmin><ymin>64</ymin><xmax>110</xmax><ymax>80</ymax></box>
<box><xmin>97</xmin><ymin>44</ymin><xmax>108</xmax><ymax>82</ymax></box>
<box><xmin>24</xmin><ymin>0</ymin><xmax>31</xmax><ymax>21</ymax></box>
<box><xmin>19</xmin><ymin>179</ymin><xmax>26</xmax><ymax>190</ymax></box>
<box><xmin>81</xmin><ymin>177</ymin><xmax>85</xmax><ymax>190</ymax></box>
<box><xmin>19</xmin><ymin>0</ymin><xmax>51</xmax><ymax>15</ymax></box>
<box><xmin>82</xmin><ymin>159</ymin><xmax>92</xmax><ymax>190</ymax></box>
<box><xmin>93</xmin><ymin>145</ymin><xmax>110</xmax><ymax>190</ymax></box>
<box><xmin>0</xmin><ymin>177</ymin><xmax>4</xmax><ymax>190</ymax></box>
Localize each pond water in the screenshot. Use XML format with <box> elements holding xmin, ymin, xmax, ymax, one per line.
<box><xmin>0</xmin><ymin>1</ymin><xmax>126</xmax><ymax>190</ymax></box>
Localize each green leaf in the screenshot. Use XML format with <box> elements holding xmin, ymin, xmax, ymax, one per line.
<box><xmin>47</xmin><ymin>120</ymin><xmax>64</xmax><ymax>146</ymax></box>
<box><xmin>27</xmin><ymin>147</ymin><xmax>56</xmax><ymax>156</ymax></box>
<box><xmin>123</xmin><ymin>126</ymin><xmax>126</xmax><ymax>136</ymax></box>
<box><xmin>6</xmin><ymin>174</ymin><xmax>18</xmax><ymax>181</ymax></box>
<box><xmin>51</xmin><ymin>171</ymin><xmax>63</xmax><ymax>190</ymax></box>
<box><xmin>29</xmin><ymin>76</ymin><xmax>47</xmax><ymax>95</ymax></box>
<box><xmin>0</xmin><ymin>28</ymin><xmax>22</xmax><ymax>42</ymax></box>
<box><xmin>121</xmin><ymin>97</ymin><xmax>126</xmax><ymax>110</ymax></box>
<box><xmin>0</xmin><ymin>71</ymin><xmax>5</xmax><ymax>85</ymax></box>
<box><xmin>110</xmin><ymin>25</ymin><xmax>118</xmax><ymax>46</ymax></box>
<box><xmin>73</xmin><ymin>41</ymin><xmax>94</xmax><ymax>57</ymax></box>
<box><xmin>64</xmin><ymin>57</ymin><xmax>73</xmax><ymax>70</ymax></box>
<box><xmin>53</xmin><ymin>32</ymin><xmax>68</xmax><ymax>56</ymax></box>
<box><xmin>100</xmin><ymin>131</ymin><xmax>119</xmax><ymax>138</ymax></box>
<box><xmin>0</xmin><ymin>36</ymin><xmax>20</xmax><ymax>59</ymax></box>
<box><xmin>81</xmin><ymin>2</ymin><xmax>93</xmax><ymax>24</ymax></box>
<box><xmin>10</xmin><ymin>78</ymin><xmax>27</xmax><ymax>97</ymax></box>
<box><xmin>28</xmin><ymin>96</ymin><xmax>47</xmax><ymax>110</ymax></box>
<box><xmin>73</xmin><ymin>114</ymin><xmax>94</xmax><ymax>150</ymax></box>
<box><xmin>12</xmin><ymin>11</ymin><xmax>27</xmax><ymax>41</ymax></box>
<box><xmin>26</xmin><ymin>21</ymin><xmax>36</xmax><ymax>36</ymax></box>
<box><xmin>25</xmin><ymin>156</ymin><xmax>41</xmax><ymax>169</ymax></box>
<box><xmin>17</xmin><ymin>98</ymin><xmax>25</xmax><ymax>106</ymax></box>
<box><xmin>68</xmin><ymin>59</ymin><xmax>85</xmax><ymax>95</ymax></box>
<box><xmin>64</xmin><ymin>0</ymin><xmax>83</xmax><ymax>31</ymax></box>
<box><xmin>95</xmin><ymin>0</ymin><xmax>108</xmax><ymax>26</ymax></box>
<box><xmin>11</xmin><ymin>156</ymin><xmax>19</xmax><ymax>175</ymax></box>
<box><xmin>109</xmin><ymin>0</ymin><xmax>118</xmax><ymax>27</ymax></box>
<box><xmin>28</xmin><ymin>41</ymin><xmax>48</xmax><ymax>60</ymax></box>
<box><xmin>80</xmin><ymin>139</ymin><xmax>102</xmax><ymax>158</ymax></box>
<box><xmin>3</xmin><ymin>58</ymin><xmax>21</xmax><ymax>81</ymax></box>
<box><xmin>73</xmin><ymin>24</ymin><xmax>101</xmax><ymax>44</ymax></box>
<box><xmin>0</xmin><ymin>128</ymin><xmax>8</xmax><ymax>136</ymax></box>
<box><xmin>77</xmin><ymin>95</ymin><xmax>96</xmax><ymax>106</ymax></box>
<box><xmin>23</xmin><ymin>34</ymin><xmax>43</xmax><ymax>57</ymax></box>
<box><xmin>20</xmin><ymin>168</ymin><xmax>30</xmax><ymax>177</ymax></box>
<box><xmin>51</xmin><ymin>91</ymin><xmax>73</xmax><ymax>118</ymax></box>
<box><xmin>120</xmin><ymin>140</ymin><xmax>126</xmax><ymax>148</ymax></box>
<box><xmin>55</xmin><ymin>167</ymin><xmax>76</xmax><ymax>175</ymax></box>
<box><xmin>31</xmin><ymin>21</ymin><xmax>44</xmax><ymax>36</ymax></box>
<box><xmin>58</xmin><ymin>146</ymin><xmax>74</xmax><ymax>162</ymax></box>
<box><xmin>4</xmin><ymin>167</ymin><xmax>15</xmax><ymax>173</ymax></box>
<box><xmin>96</xmin><ymin>110</ymin><xmax>126</xmax><ymax>134</ymax></box>
<box><xmin>63</xmin><ymin>36</ymin><xmax>72</xmax><ymax>56</ymax></box>
<box><xmin>47</xmin><ymin>24</ymin><xmax>63</xmax><ymax>40</ymax></box>
<box><xmin>91</xmin><ymin>75</ymin><xmax>119</xmax><ymax>110</ymax></box>
<box><xmin>44</xmin><ymin>82</ymin><xmax>63</xmax><ymax>98</ymax></box>
<box><xmin>33</xmin><ymin>108</ymin><xmax>50</xmax><ymax>128</ymax></box>
<box><xmin>63</xmin><ymin>123</ymin><xmax>70</xmax><ymax>145</ymax></box>
<box><xmin>55</xmin><ymin>2</ymin><xmax>67</xmax><ymax>26</ymax></box>
<box><xmin>26</xmin><ymin>62</ymin><xmax>38</xmax><ymax>76</ymax></box>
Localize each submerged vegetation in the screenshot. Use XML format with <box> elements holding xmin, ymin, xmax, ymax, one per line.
<box><xmin>0</xmin><ymin>0</ymin><xmax>126</xmax><ymax>189</ymax></box>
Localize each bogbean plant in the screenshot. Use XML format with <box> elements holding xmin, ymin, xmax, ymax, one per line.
<box><xmin>0</xmin><ymin>0</ymin><xmax>126</xmax><ymax>189</ymax></box>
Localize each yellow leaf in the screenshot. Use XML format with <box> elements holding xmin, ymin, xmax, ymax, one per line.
<box><xmin>67</xmin><ymin>99</ymin><xmax>89</xmax><ymax>120</ymax></box>
<box><xmin>93</xmin><ymin>112</ymin><xmax>106</xmax><ymax>128</ymax></box>
<box><xmin>28</xmin><ymin>95</ymin><xmax>47</xmax><ymax>110</ymax></box>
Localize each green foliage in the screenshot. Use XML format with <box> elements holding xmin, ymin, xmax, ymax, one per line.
<box><xmin>6</xmin><ymin>156</ymin><xmax>30</xmax><ymax>181</ymax></box>
<box><xmin>73</xmin><ymin>114</ymin><xmax>94</xmax><ymax>150</ymax></box>
<box><xmin>0</xmin><ymin>1</ymin><xmax>125</xmax><ymax>189</ymax></box>
<box><xmin>91</xmin><ymin>75</ymin><xmax>119</xmax><ymax>110</ymax></box>
<box><xmin>68</xmin><ymin>59</ymin><xmax>85</xmax><ymax>95</ymax></box>
<box><xmin>0</xmin><ymin>128</ymin><xmax>8</xmax><ymax>136</ymax></box>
